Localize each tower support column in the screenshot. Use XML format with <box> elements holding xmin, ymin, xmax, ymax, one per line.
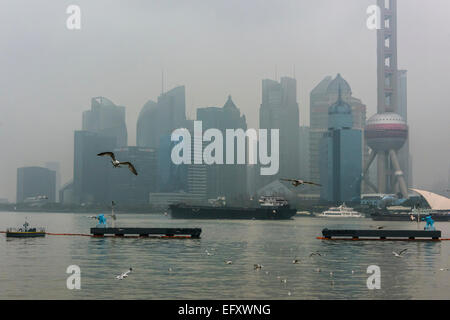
<box><xmin>389</xmin><ymin>149</ymin><xmax>408</xmax><ymax>198</ymax></box>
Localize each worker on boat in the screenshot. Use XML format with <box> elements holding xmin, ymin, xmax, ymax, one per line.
<box><xmin>88</xmin><ymin>214</ymin><xmax>108</xmax><ymax>228</ymax></box>
<box><xmin>422</xmin><ymin>215</ymin><xmax>435</xmax><ymax>231</ymax></box>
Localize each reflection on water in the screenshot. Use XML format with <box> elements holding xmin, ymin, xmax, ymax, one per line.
<box><xmin>0</xmin><ymin>212</ymin><xmax>449</xmax><ymax>299</ymax></box>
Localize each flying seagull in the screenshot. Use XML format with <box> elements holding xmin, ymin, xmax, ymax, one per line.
<box><xmin>97</xmin><ymin>152</ymin><xmax>138</xmax><ymax>175</ymax></box>
<box><xmin>309</xmin><ymin>251</ymin><xmax>322</xmax><ymax>257</ymax></box>
<box><xmin>280</xmin><ymin>178</ymin><xmax>321</xmax><ymax>187</ymax></box>
<box><xmin>116</xmin><ymin>267</ymin><xmax>133</xmax><ymax>280</ymax></box>
<box><xmin>392</xmin><ymin>249</ymin><xmax>408</xmax><ymax>258</ymax></box>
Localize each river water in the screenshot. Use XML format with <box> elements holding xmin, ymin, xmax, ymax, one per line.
<box><xmin>0</xmin><ymin>212</ymin><xmax>449</xmax><ymax>299</ymax></box>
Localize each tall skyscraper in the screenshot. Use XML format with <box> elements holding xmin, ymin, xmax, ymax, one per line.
<box><xmin>197</xmin><ymin>95</ymin><xmax>248</xmax><ymax>201</ymax></box>
<box><xmin>137</xmin><ymin>86</ymin><xmax>186</xmax><ymax>148</ymax></box>
<box><xmin>363</xmin><ymin>0</ymin><xmax>409</xmax><ymax>198</ymax></box>
<box><xmin>73</xmin><ymin>130</ymin><xmax>116</xmax><ymax>204</ymax></box>
<box><xmin>259</xmin><ymin>77</ymin><xmax>299</xmax><ymax>186</ymax></box>
<box><xmin>17</xmin><ymin>167</ymin><xmax>56</xmax><ymax>203</ymax></box>
<box><xmin>309</xmin><ymin>74</ymin><xmax>367</xmax><ymax>192</ymax></box>
<box><xmin>319</xmin><ymin>92</ymin><xmax>362</xmax><ymax>202</ymax></box>
<box><xmin>82</xmin><ymin>97</ymin><xmax>128</xmax><ymax>147</ymax></box>
<box><xmin>137</xmin><ymin>86</ymin><xmax>188</xmax><ymax>196</ymax></box>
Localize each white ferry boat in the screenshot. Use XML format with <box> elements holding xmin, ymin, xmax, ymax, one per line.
<box><xmin>317</xmin><ymin>204</ymin><xmax>362</xmax><ymax>218</ymax></box>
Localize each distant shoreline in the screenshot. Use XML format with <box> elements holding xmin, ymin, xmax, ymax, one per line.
<box><xmin>0</xmin><ymin>205</ymin><xmax>165</xmax><ymax>214</ymax></box>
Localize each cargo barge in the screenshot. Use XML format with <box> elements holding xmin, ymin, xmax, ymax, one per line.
<box><xmin>169</xmin><ymin>196</ymin><xmax>296</xmax><ymax>220</ymax></box>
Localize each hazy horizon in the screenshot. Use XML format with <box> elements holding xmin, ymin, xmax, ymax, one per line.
<box><xmin>1</xmin><ymin>0</ymin><xmax>450</xmax><ymax>202</ymax></box>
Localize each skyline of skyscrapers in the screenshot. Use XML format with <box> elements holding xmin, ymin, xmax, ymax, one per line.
<box><xmin>15</xmin><ymin>76</ymin><xmax>372</xmax><ymax>206</ymax></box>
<box><xmin>14</xmin><ymin>63</ymin><xmax>413</xmax><ymax>206</ymax></box>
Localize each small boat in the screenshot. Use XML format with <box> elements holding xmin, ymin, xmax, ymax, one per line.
<box><xmin>6</xmin><ymin>221</ymin><xmax>46</xmax><ymax>238</ymax></box>
<box><xmin>317</xmin><ymin>203</ymin><xmax>362</xmax><ymax>218</ymax></box>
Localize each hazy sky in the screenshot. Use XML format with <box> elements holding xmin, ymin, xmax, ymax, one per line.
<box><xmin>1</xmin><ymin>0</ymin><xmax>449</xmax><ymax>201</ymax></box>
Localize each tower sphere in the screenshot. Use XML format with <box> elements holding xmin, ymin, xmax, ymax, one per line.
<box><xmin>365</xmin><ymin>112</ymin><xmax>408</xmax><ymax>151</ymax></box>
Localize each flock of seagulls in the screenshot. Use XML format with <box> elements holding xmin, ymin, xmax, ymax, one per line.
<box><xmin>95</xmin><ymin>152</ymin><xmax>432</xmax><ymax>292</ymax></box>
<box><xmin>197</xmin><ymin>245</ymin><xmax>423</xmax><ymax>296</ymax></box>
<box><xmin>98</xmin><ymin>152</ymin><xmax>138</xmax><ymax>176</ymax></box>
<box><xmin>110</xmin><ymin>245</ymin><xmax>429</xmax><ymax>297</ymax></box>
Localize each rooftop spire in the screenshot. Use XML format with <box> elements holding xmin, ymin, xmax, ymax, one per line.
<box><xmin>224</xmin><ymin>95</ymin><xmax>237</xmax><ymax>109</ymax></box>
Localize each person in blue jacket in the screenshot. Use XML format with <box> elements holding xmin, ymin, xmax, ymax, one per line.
<box><xmin>422</xmin><ymin>215</ymin><xmax>435</xmax><ymax>231</ymax></box>
<box><xmin>88</xmin><ymin>214</ymin><xmax>108</xmax><ymax>228</ymax></box>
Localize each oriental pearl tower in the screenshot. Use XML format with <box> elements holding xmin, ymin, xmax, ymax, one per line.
<box><xmin>362</xmin><ymin>0</ymin><xmax>409</xmax><ymax>199</ymax></box>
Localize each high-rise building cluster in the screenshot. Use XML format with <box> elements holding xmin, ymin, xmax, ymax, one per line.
<box><xmin>16</xmin><ymin>70</ymin><xmax>410</xmax><ymax>207</ymax></box>
<box><xmin>15</xmin><ymin>0</ymin><xmax>412</xmax><ymax>206</ymax></box>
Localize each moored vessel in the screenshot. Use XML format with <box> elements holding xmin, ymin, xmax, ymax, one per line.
<box><xmin>169</xmin><ymin>196</ymin><xmax>296</xmax><ymax>220</ymax></box>
<box><xmin>6</xmin><ymin>221</ymin><xmax>46</xmax><ymax>238</ymax></box>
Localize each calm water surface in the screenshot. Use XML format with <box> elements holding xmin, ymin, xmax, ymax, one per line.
<box><xmin>0</xmin><ymin>212</ymin><xmax>449</xmax><ymax>299</ymax></box>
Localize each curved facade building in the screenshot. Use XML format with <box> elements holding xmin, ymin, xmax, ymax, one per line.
<box><xmin>136</xmin><ymin>100</ymin><xmax>159</xmax><ymax>147</ymax></box>
<box><xmin>136</xmin><ymin>86</ymin><xmax>186</xmax><ymax>148</ymax></box>
<box><xmin>137</xmin><ymin>86</ymin><xmax>187</xmax><ymax>195</ymax></box>
<box><xmin>82</xmin><ymin>96</ymin><xmax>127</xmax><ymax>147</ymax></box>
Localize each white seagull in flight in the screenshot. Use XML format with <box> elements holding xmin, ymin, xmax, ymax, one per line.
<box><xmin>97</xmin><ymin>152</ymin><xmax>138</xmax><ymax>175</ymax></box>
<box><xmin>392</xmin><ymin>249</ymin><xmax>408</xmax><ymax>258</ymax></box>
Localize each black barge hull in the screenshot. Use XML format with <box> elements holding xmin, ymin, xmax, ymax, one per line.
<box><xmin>321</xmin><ymin>228</ymin><xmax>441</xmax><ymax>240</ymax></box>
<box><xmin>90</xmin><ymin>227</ymin><xmax>201</xmax><ymax>238</ymax></box>
<box><xmin>169</xmin><ymin>204</ymin><xmax>296</xmax><ymax>220</ymax></box>
<box><xmin>6</xmin><ymin>232</ymin><xmax>46</xmax><ymax>238</ymax></box>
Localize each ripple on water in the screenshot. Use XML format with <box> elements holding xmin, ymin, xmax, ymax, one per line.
<box><xmin>0</xmin><ymin>212</ymin><xmax>449</xmax><ymax>299</ymax></box>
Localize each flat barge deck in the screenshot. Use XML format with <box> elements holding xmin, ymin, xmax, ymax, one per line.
<box><xmin>319</xmin><ymin>228</ymin><xmax>442</xmax><ymax>241</ymax></box>
<box><xmin>90</xmin><ymin>227</ymin><xmax>201</xmax><ymax>238</ymax></box>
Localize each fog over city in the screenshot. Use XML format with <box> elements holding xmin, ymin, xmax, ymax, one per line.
<box><xmin>1</xmin><ymin>0</ymin><xmax>449</xmax><ymax>202</ymax></box>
